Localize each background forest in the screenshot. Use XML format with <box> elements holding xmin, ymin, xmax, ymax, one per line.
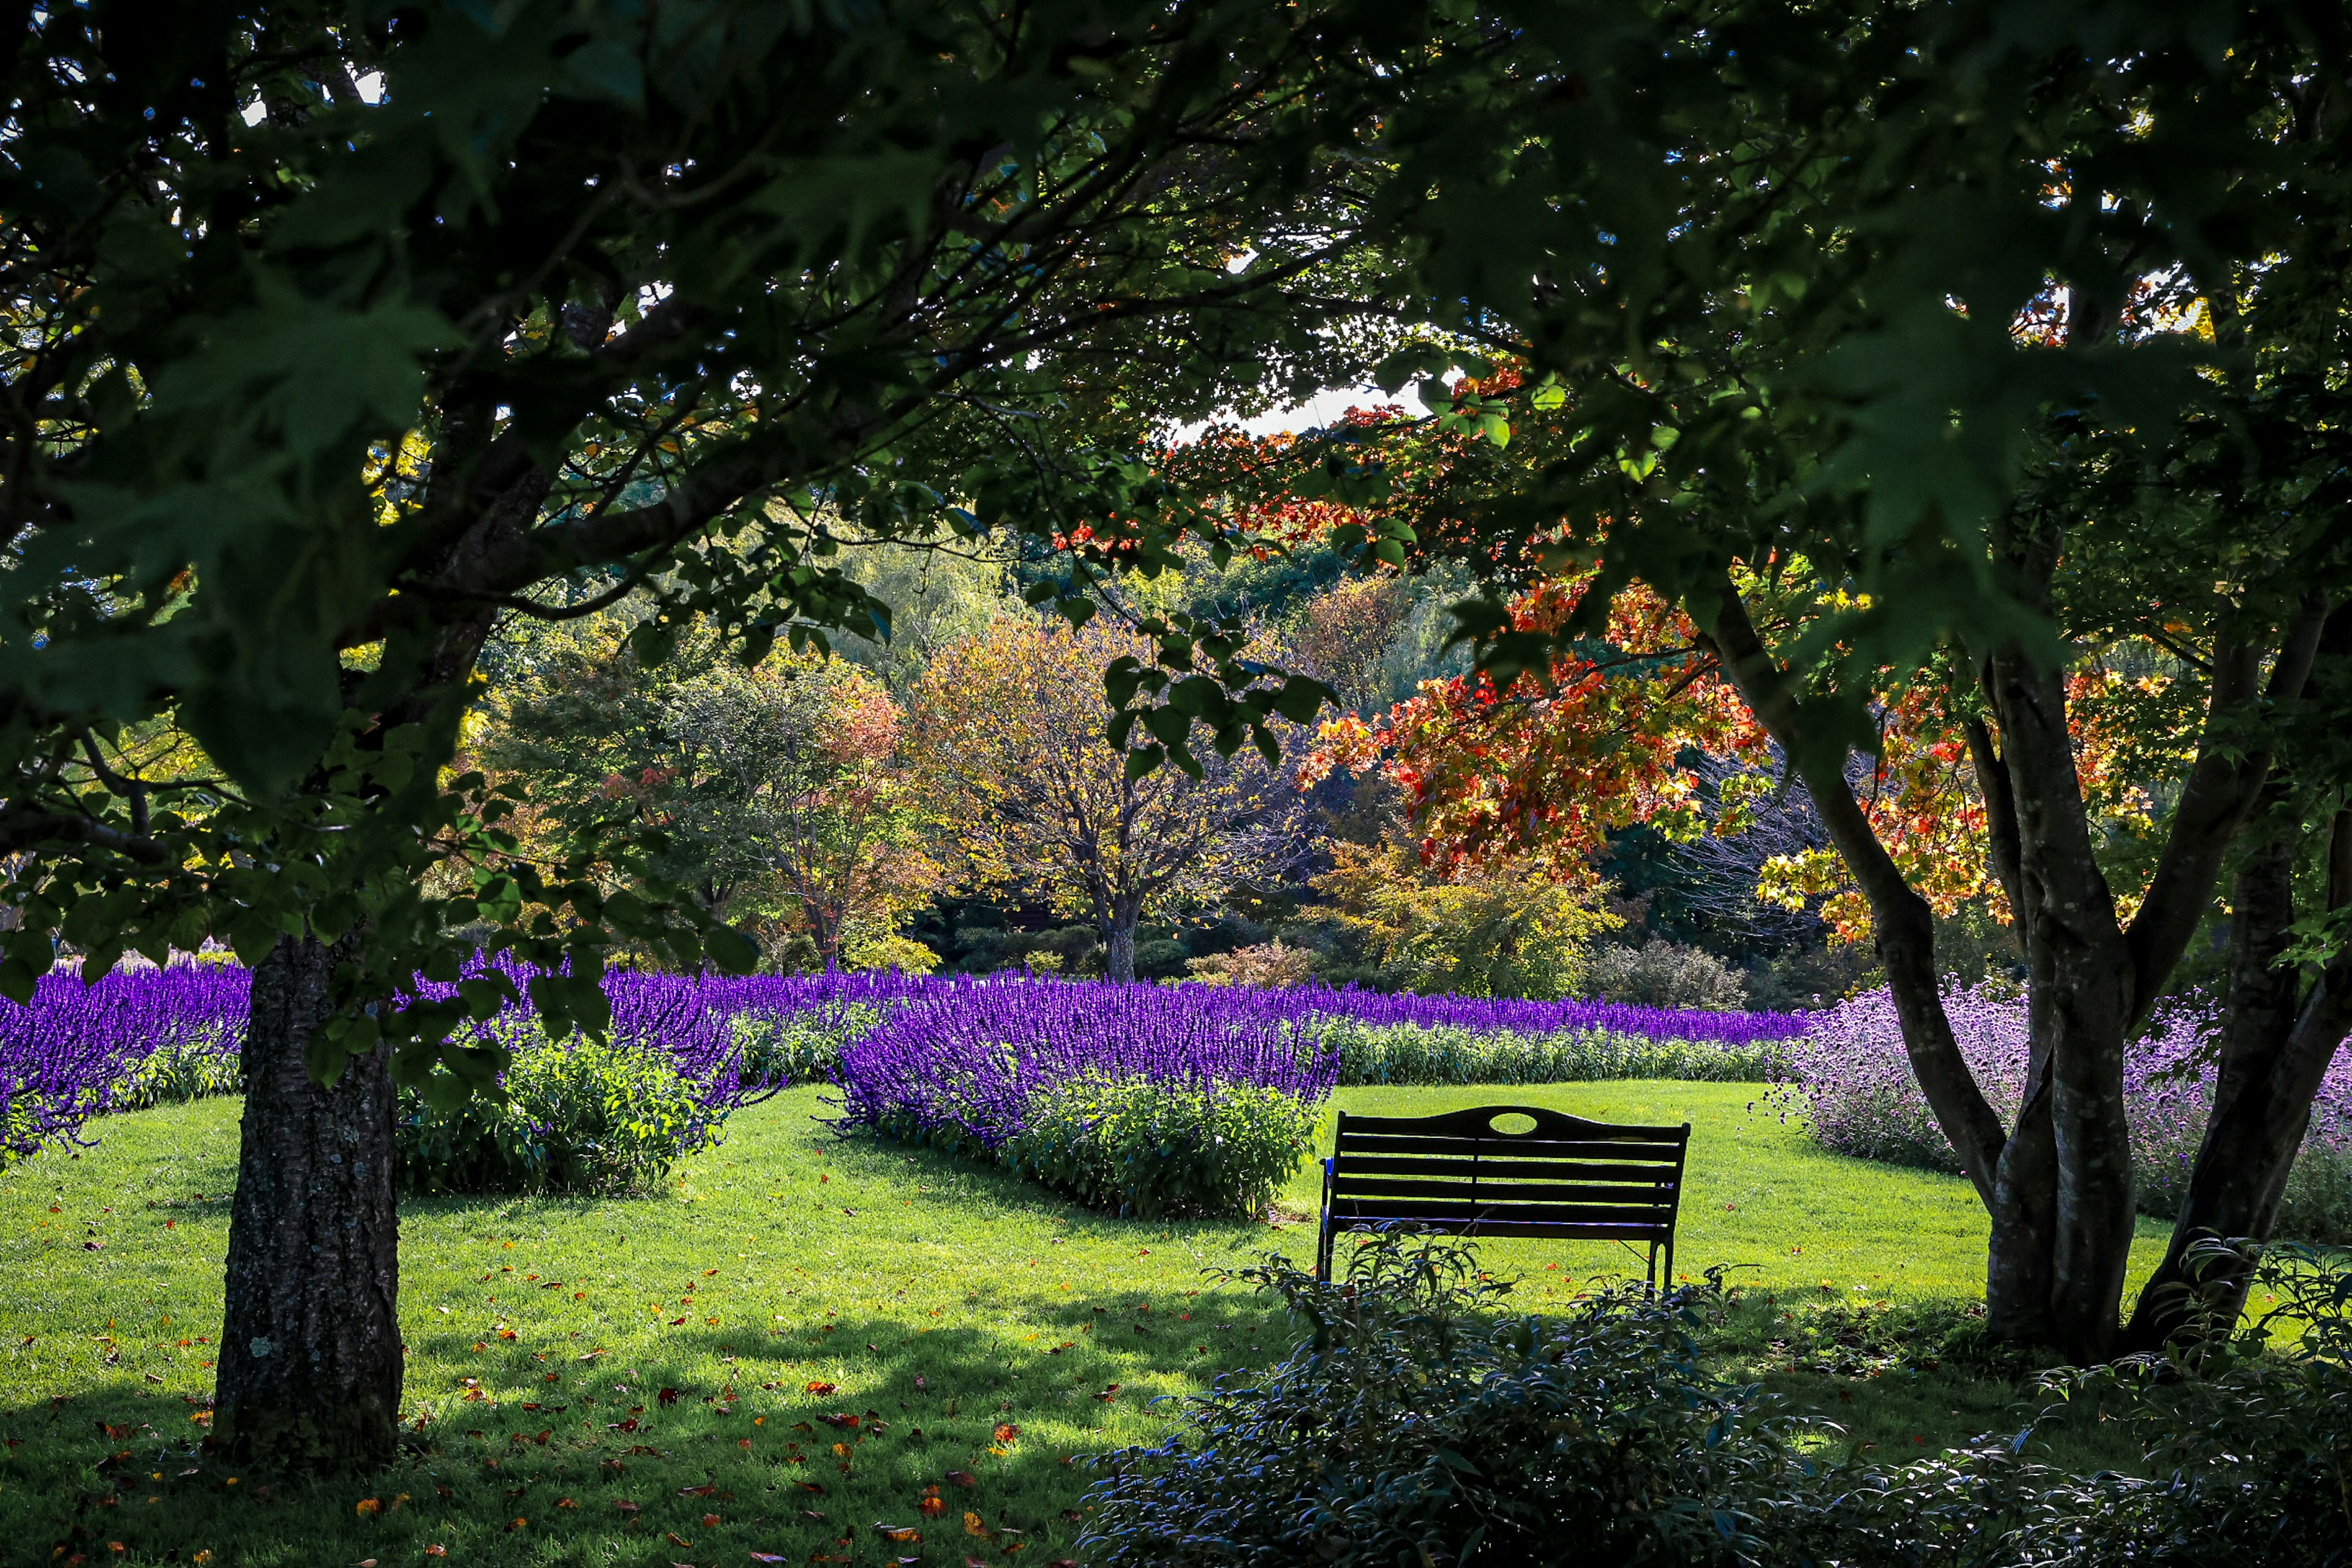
<box><xmin>466</xmin><ymin>529</ymin><xmax>1902</xmax><ymax>1011</ymax></box>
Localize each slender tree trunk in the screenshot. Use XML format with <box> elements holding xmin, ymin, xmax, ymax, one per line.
<box><xmin>1104</xmin><ymin>893</ymin><xmax>1143</xmax><ymax>984</ymax></box>
<box><xmin>2125</xmin><ymin>812</ymin><xmax>2352</xmax><ymax>1349</ymax></box>
<box><xmin>212</xmin><ymin>933</ymin><xmax>402</xmax><ymax>1469</ymax></box>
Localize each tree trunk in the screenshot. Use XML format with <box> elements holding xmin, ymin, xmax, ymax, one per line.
<box><xmin>1985</xmin><ymin>638</ymin><xmax>2139</xmax><ymax>1364</ymax></box>
<box><xmin>1104</xmin><ymin>895</ymin><xmax>1142</xmax><ymax>984</ymax></box>
<box><xmin>2125</xmin><ymin>812</ymin><xmax>2352</xmax><ymax>1349</ymax></box>
<box><xmin>213</xmin><ymin>933</ymin><xmax>402</xmax><ymax>1470</ymax></box>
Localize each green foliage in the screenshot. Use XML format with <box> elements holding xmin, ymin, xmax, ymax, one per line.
<box><xmin>1313</xmin><ymin>840</ymin><xmax>1619</xmax><ymax>999</ymax></box>
<box><xmin>1001</xmin><ymin>1078</ymin><xmax>1319</xmax><ymax>1222</ymax></box>
<box><xmin>1325</xmin><ymin>1020</ymin><xmax>1792</xmax><ymax>1087</ymax></box>
<box><xmin>735</xmin><ymin>1004</ymin><xmax>880</xmax><ymax>1088</ymax></box>
<box><xmin>394</xmin><ymin>1031</ymin><xmax>723</xmax><ymax>1194</ymax></box>
<box><xmin>1082</xmin><ymin>1235</ymin><xmax>1798</xmax><ymax>1567</ymax></box>
<box><xmin>110</xmin><ymin>1037</ymin><xmax>242</xmax><ymax>1110</ymax></box>
<box><xmin>1588</xmin><ymin>940</ymin><xmax>1752</xmax><ymax>1011</ymax></box>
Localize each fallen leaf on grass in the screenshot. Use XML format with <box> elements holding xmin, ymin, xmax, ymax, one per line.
<box><xmin>874</xmin><ymin>1523</ymin><xmax>921</xmax><ymax>1543</ymax></box>
<box><xmin>355</xmin><ymin>1498</ymin><xmax>382</xmax><ymax>1517</ymax></box>
<box><xmin>613</xmin><ymin>1499</ymin><xmax>641</xmax><ymax>1515</ymax></box>
<box><xmin>943</xmin><ymin>1471</ymin><xmax>976</xmax><ymax>1489</ymax></box>
<box><xmin>665</xmin><ymin>1531</ymin><xmax>692</xmax><ymax>1548</ymax></box>
<box><xmin>804</xmin><ymin>1381</ymin><xmax>838</xmax><ymax>1395</ymax></box>
<box><xmin>963</xmin><ymin>1511</ymin><xmax>989</xmax><ymax>1538</ymax></box>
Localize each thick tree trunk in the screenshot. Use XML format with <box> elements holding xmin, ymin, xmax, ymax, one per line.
<box><xmin>213</xmin><ymin>933</ymin><xmax>402</xmax><ymax>1470</ymax></box>
<box><xmin>1986</xmin><ymin>639</ymin><xmax>2139</xmax><ymax>1363</ymax></box>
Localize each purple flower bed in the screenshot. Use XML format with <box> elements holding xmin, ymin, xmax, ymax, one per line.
<box><xmin>1294</xmin><ymin>986</ymin><xmax>1810</xmax><ymax>1049</ymax></box>
<box><xmin>1</xmin><ymin>959</ymin><xmax>1808</xmax><ymax>1168</ymax></box>
<box><xmin>0</xmin><ymin>962</ymin><xmax>247</xmax><ymax>1158</ymax></box>
<box><xmin>1780</xmin><ymin>983</ymin><xmax>2352</xmax><ymax>1243</ymax></box>
<box><xmin>827</xmin><ymin>975</ymin><xmax>1339</xmax><ymax>1152</ymax></box>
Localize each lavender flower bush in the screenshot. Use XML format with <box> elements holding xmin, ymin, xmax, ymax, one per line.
<box><xmin>0</xmin><ymin>961</ymin><xmax>246</xmax><ymax>1159</ymax></box>
<box><xmin>1778</xmin><ymin>983</ymin><xmax>2352</xmax><ymax>1243</ymax></box>
<box><xmin>827</xmin><ymin>978</ymin><xmax>1338</xmax><ymax>1218</ymax></box>
<box><xmin>397</xmin><ymin>967</ymin><xmax>779</xmax><ymax>1193</ymax></box>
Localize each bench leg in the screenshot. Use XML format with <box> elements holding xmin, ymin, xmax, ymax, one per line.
<box><xmin>1316</xmin><ymin>1156</ymin><xmax>1335</xmax><ymax>1282</ymax></box>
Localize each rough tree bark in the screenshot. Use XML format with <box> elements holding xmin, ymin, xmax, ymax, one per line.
<box><xmin>212</xmin><ymin>932</ymin><xmax>401</xmax><ymax>1469</ymax></box>
<box><xmin>208</xmin><ymin>363</ymin><xmax>548</xmax><ymax>1469</ymax></box>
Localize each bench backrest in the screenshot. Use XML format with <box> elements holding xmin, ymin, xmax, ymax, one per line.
<box><xmin>1325</xmin><ymin>1103</ymin><xmax>1690</xmax><ymax>1251</ymax></box>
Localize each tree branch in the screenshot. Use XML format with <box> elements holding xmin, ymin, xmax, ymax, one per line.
<box><xmin>2125</xmin><ymin>596</ymin><xmax>2337</xmax><ymax>1019</ymax></box>
<box><xmin>1697</xmin><ymin>573</ymin><xmax>2010</xmax><ymax>1202</ymax></box>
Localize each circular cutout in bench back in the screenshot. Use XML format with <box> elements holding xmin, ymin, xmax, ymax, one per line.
<box><xmin>1488</xmin><ymin>1112</ymin><xmax>1539</xmax><ymax>1136</ymax></box>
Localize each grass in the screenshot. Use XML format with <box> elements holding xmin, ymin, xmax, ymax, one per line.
<box><xmin>0</xmin><ymin>1082</ymin><xmax>2177</xmax><ymax>1566</ymax></box>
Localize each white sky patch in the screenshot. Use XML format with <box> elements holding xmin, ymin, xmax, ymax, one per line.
<box><xmin>239</xmin><ymin>99</ymin><xmax>265</xmax><ymax>127</ymax></box>
<box><xmin>353</xmin><ymin>72</ymin><xmax>385</xmax><ymax>104</ymax></box>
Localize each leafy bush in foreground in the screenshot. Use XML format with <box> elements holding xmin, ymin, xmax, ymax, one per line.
<box><xmin>1000</xmin><ymin>1077</ymin><xmax>1317</xmax><ymax>1219</ymax></box>
<box><xmin>1082</xmin><ymin>1235</ymin><xmax>1798</xmax><ymax>1567</ymax></box>
<box><xmin>1084</xmin><ymin>1237</ymin><xmax>2352</xmax><ymax>1568</ymax></box>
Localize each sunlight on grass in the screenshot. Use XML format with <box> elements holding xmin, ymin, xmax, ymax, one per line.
<box><xmin>0</xmin><ymin>1082</ymin><xmax>2174</xmax><ymax>1564</ymax></box>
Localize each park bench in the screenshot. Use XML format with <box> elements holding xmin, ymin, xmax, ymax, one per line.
<box><xmin>1316</xmin><ymin>1104</ymin><xmax>1692</xmax><ymax>1288</ymax></box>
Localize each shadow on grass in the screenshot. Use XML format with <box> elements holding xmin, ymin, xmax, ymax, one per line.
<box><xmin>8</xmin><ymin>1310</ymin><xmax>1287</xmax><ymax>1567</ymax></box>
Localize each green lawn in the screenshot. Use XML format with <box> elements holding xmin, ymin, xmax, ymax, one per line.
<box><xmin>0</xmin><ymin>1084</ymin><xmax>2174</xmax><ymax>1566</ymax></box>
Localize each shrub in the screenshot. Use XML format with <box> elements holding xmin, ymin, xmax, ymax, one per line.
<box><xmin>1325</xmin><ymin>1019</ymin><xmax>1792</xmax><ymax>1086</ymax></box>
<box><xmin>1776</xmin><ymin>1242</ymin><xmax>2352</xmax><ymax>1568</ymax></box>
<box><xmin>396</xmin><ymin>1028</ymin><xmax>728</xmax><ymax>1194</ymax></box>
<box><xmin>1000</xmin><ymin>1077</ymin><xmax>1317</xmax><ymax>1219</ymax></box>
<box><xmin>736</xmin><ymin>1000</ymin><xmax>879</xmax><ymax>1086</ymax></box>
<box><xmin>1589</xmin><ymin>939</ymin><xmax>1752</xmax><ymax>1011</ymax></box>
<box><xmin>1080</xmin><ymin>1234</ymin><xmax>1801</xmax><ymax>1567</ymax></box>
<box><xmin>1185</xmin><ymin>940</ymin><xmax>1319</xmax><ymax>989</ymax></box>
<box><xmin>111</xmin><ymin>1030</ymin><xmax>242</xmax><ymax>1108</ymax></box>
<box><xmin>1312</xmin><ymin>839</ymin><xmax>1619</xmax><ymax>999</ymax></box>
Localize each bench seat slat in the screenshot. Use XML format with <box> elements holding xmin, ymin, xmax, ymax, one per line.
<box><xmin>1332</xmin><ymin>1177</ymin><xmax>1676</xmax><ymax>1206</ymax></box>
<box><xmin>1329</xmin><ymin>1218</ymin><xmax>1673</xmax><ymax>1243</ymax></box>
<box><xmin>1336</xmin><ymin>1213</ymin><xmax>1684</xmax><ymax>1232</ymax></box>
<box><xmin>1338</xmin><ymin>1158</ymin><xmax>1684</xmax><ymax>1186</ymax></box>
<box><xmin>1338</xmin><ymin>1133</ymin><xmax>1686</xmax><ymax>1160</ymax></box>
<box><xmin>1336</xmin><ymin>1152</ymin><xmax>1684</xmax><ymax>1175</ymax></box>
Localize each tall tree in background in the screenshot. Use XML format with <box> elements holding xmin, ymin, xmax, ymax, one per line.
<box><xmin>480</xmin><ymin>627</ymin><xmax>938</xmax><ymax>969</ymax></box>
<box><xmin>913</xmin><ymin>620</ymin><xmax>1299</xmax><ymax>982</ymax></box>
